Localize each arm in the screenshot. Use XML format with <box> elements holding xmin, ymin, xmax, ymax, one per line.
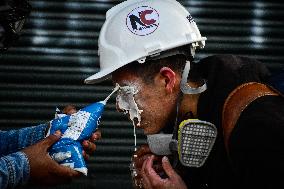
<box><xmin>0</xmin><ymin>105</ymin><xmax>101</xmax><ymax>158</ymax></box>
<box><xmin>0</xmin><ymin>152</ymin><xmax>30</xmax><ymax>189</ymax></box>
<box><xmin>0</xmin><ymin>106</ymin><xmax>100</xmax><ymax>189</ymax></box>
<box><xmin>0</xmin><ymin>124</ymin><xmax>48</xmax><ymax>156</ymax></box>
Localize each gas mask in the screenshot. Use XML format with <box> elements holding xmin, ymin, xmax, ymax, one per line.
<box><xmin>0</xmin><ymin>0</ymin><xmax>31</xmax><ymax>51</ymax></box>
<box><xmin>147</xmin><ymin>119</ymin><xmax>217</xmax><ymax>167</ymax></box>
<box><xmin>147</xmin><ymin>60</ymin><xmax>218</xmax><ymax>168</ymax></box>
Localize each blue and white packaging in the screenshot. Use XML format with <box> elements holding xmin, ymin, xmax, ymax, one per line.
<box><xmin>48</xmin><ymin>101</ymin><xmax>105</xmax><ymax>175</ymax></box>
<box><xmin>47</xmin><ymin>85</ymin><xmax>119</xmax><ymax>175</ymax></box>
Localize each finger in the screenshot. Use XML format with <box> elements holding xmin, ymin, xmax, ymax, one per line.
<box><xmin>161</xmin><ymin>156</ymin><xmax>176</xmax><ymax>179</ymax></box>
<box><xmin>141</xmin><ymin>157</ymin><xmax>152</xmax><ymax>189</ymax></box>
<box><xmin>82</xmin><ymin>150</ymin><xmax>90</xmax><ymax>160</ymax></box>
<box><xmin>144</xmin><ymin>155</ymin><xmax>161</xmax><ymax>179</ymax></box>
<box><xmin>82</xmin><ymin>140</ymin><xmax>97</xmax><ymax>155</ymax></box>
<box><xmin>94</xmin><ymin>129</ymin><xmax>102</xmax><ymax>140</ymax></box>
<box><xmin>90</xmin><ymin>130</ymin><xmax>102</xmax><ymax>142</ymax></box>
<box><xmin>62</xmin><ymin>105</ymin><xmax>77</xmax><ymax>115</ymax></box>
<box><xmin>143</xmin><ymin>155</ymin><xmax>162</xmax><ymax>185</ymax></box>
<box><xmin>52</xmin><ymin>162</ymin><xmax>81</xmax><ymax>178</ymax></box>
<box><xmin>134</xmin><ymin>154</ymin><xmax>152</xmax><ymax>168</ymax></box>
<box><xmin>46</xmin><ymin>155</ymin><xmax>81</xmax><ymax>181</ymax></box>
<box><xmin>134</xmin><ymin>154</ymin><xmax>162</xmax><ymax>174</ymax></box>
<box><xmin>42</xmin><ymin>131</ymin><xmax>61</xmax><ymax>149</ymax></box>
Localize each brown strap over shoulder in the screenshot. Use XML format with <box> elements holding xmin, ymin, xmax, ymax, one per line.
<box><xmin>222</xmin><ymin>82</ymin><xmax>280</xmax><ymax>152</ymax></box>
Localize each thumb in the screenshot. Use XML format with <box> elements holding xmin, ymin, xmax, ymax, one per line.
<box><xmin>42</xmin><ymin>130</ymin><xmax>62</xmax><ymax>148</ymax></box>
<box><xmin>162</xmin><ymin>156</ymin><xmax>176</xmax><ymax>178</ymax></box>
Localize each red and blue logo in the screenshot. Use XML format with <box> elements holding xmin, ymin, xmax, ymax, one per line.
<box><xmin>126</xmin><ymin>6</ymin><xmax>159</xmax><ymax>36</ymax></box>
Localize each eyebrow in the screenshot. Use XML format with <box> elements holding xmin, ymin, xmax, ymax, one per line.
<box><xmin>114</xmin><ymin>82</ymin><xmax>130</xmax><ymax>88</ymax></box>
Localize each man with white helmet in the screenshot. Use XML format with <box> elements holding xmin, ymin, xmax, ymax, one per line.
<box><xmin>85</xmin><ymin>0</ymin><xmax>284</xmax><ymax>188</ymax></box>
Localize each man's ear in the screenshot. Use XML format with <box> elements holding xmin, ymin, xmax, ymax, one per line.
<box><xmin>159</xmin><ymin>67</ymin><xmax>176</xmax><ymax>93</ymax></box>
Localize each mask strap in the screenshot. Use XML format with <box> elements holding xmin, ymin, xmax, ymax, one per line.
<box><xmin>170</xmin><ymin>59</ymin><xmax>207</xmax><ymax>167</ymax></box>
<box><xmin>169</xmin><ymin>91</ymin><xmax>183</xmax><ymax>168</ymax></box>
<box><xmin>180</xmin><ymin>60</ymin><xmax>207</xmax><ymax>94</ymax></box>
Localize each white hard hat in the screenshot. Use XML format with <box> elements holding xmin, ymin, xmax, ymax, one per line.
<box><xmin>85</xmin><ymin>0</ymin><xmax>206</xmax><ymax>84</ymax></box>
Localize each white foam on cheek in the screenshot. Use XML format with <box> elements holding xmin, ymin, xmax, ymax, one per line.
<box><xmin>116</xmin><ymin>83</ymin><xmax>143</xmax><ymax>127</ymax></box>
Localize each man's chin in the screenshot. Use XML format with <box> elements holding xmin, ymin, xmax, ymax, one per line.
<box><xmin>142</xmin><ymin>129</ymin><xmax>159</xmax><ymax>135</ymax></box>
<box><xmin>143</xmin><ymin>130</ymin><xmax>150</xmax><ymax>135</ymax></box>
<box><xmin>134</xmin><ymin>123</ymin><xmax>160</xmax><ymax>135</ymax></box>
<box><xmin>140</xmin><ymin>127</ymin><xmax>150</xmax><ymax>135</ymax></box>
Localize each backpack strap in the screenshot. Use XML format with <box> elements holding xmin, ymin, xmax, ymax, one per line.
<box><xmin>222</xmin><ymin>82</ymin><xmax>280</xmax><ymax>153</ymax></box>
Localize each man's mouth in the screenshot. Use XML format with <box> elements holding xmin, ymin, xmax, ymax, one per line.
<box><xmin>123</xmin><ymin>111</ymin><xmax>143</xmax><ymax>129</ymax></box>
<box><xmin>133</xmin><ymin>117</ymin><xmax>139</xmax><ymax>127</ymax></box>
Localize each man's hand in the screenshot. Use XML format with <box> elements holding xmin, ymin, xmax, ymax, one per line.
<box><xmin>22</xmin><ymin>131</ymin><xmax>81</xmax><ymax>186</ymax></box>
<box><xmin>141</xmin><ymin>155</ymin><xmax>187</xmax><ymax>189</ymax></box>
<box><xmin>82</xmin><ymin>129</ymin><xmax>101</xmax><ymax>160</ymax></box>
<box><xmin>62</xmin><ymin>105</ymin><xmax>102</xmax><ymax>160</ymax></box>
<box><xmin>130</xmin><ymin>145</ymin><xmax>164</xmax><ymax>189</ymax></box>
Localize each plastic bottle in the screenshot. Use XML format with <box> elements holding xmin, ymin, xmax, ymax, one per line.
<box><xmin>48</xmin><ymin>85</ymin><xmax>119</xmax><ymax>175</ymax></box>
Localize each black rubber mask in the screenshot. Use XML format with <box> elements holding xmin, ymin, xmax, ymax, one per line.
<box><xmin>0</xmin><ymin>0</ymin><xmax>31</xmax><ymax>51</ymax></box>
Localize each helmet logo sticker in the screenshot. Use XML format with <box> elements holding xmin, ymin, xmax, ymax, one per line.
<box><xmin>126</xmin><ymin>6</ymin><xmax>159</xmax><ymax>36</ymax></box>
<box><xmin>186</xmin><ymin>14</ymin><xmax>194</xmax><ymax>23</ymax></box>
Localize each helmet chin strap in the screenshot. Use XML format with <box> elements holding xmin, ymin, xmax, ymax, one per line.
<box><xmin>180</xmin><ymin>60</ymin><xmax>207</xmax><ymax>94</ymax></box>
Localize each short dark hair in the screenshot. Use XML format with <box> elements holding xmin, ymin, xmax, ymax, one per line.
<box><xmin>121</xmin><ymin>54</ymin><xmax>187</xmax><ymax>84</ymax></box>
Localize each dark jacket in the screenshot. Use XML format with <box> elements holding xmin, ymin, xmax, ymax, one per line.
<box><xmin>180</xmin><ymin>54</ymin><xmax>284</xmax><ymax>189</ymax></box>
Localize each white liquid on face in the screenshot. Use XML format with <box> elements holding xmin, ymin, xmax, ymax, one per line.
<box><xmin>116</xmin><ymin>83</ymin><xmax>143</xmax><ymax>151</ymax></box>
<box><xmin>116</xmin><ymin>84</ymin><xmax>143</xmax><ymax>127</ymax></box>
<box><xmin>134</xmin><ymin>124</ymin><xmax>137</xmax><ymax>151</ymax></box>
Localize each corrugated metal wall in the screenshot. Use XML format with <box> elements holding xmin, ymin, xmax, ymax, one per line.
<box><xmin>0</xmin><ymin>0</ymin><xmax>283</xmax><ymax>188</ymax></box>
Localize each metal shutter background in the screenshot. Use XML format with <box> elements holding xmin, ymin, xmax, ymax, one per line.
<box><xmin>0</xmin><ymin>1</ymin><xmax>283</xmax><ymax>188</ymax></box>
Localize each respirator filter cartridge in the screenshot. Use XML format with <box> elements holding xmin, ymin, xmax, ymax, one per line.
<box><xmin>178</xmin><ymin>119</ymin><xmax>217</xmax><ymax>167</ymax></box>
